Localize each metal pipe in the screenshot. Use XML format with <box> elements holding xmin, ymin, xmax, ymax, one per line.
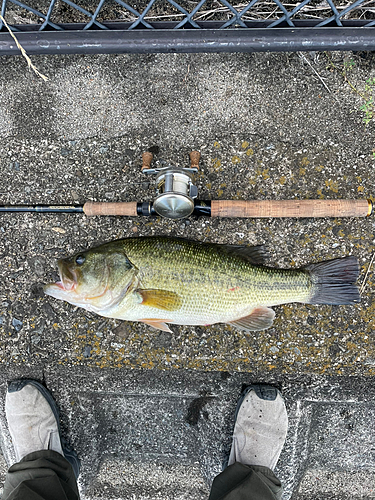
<box><xmin>1</xmin><ymin>27</ymin><xmax>375</xmax><ymax>55</ymax></box>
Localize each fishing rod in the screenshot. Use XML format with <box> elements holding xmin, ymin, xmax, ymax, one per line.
<box><xmin>0</xmin><ymin>151</ymin><xmax>373</xmax><ymax>220</ymax></box>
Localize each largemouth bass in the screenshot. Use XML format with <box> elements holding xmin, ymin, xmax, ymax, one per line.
<box><xmin>44</xmin><ymin>237</ymin><xmax>360</xmax><ymax>332</ymax></box>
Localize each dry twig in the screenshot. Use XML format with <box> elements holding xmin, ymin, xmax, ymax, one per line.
<box><xmin>183</xmin><ymin>64</ymin><xmax>191</xmax><ymax>82</ymax></box>
<box><xmin>360</xmin><ymin>252</ymin><xmax>375</xmax><ymax>295</ymax></box>
<box><xmin>298</xmin><ymin>52</ymin><xmax>333</xmax><ymax>95</ymax></box>
<box><xmin>0</xmin><ymin>14</ymin><xmax>48</xmax><ymax>81</ymax></box>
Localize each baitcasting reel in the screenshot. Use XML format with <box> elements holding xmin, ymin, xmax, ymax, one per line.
<box><xmin>141</xmin><ymin>151</ymin><xmax>200</xmax><ymax>219</ymax></box>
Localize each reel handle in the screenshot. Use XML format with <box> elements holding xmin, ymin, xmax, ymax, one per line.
<box><xmin>141</xmin><ymin>152</ymin><xmax>153</xmax><ymax>171</ymax></box>
<box><xmin>211</xmin><ymin>199</ymin><xmax>373</xmax><ymax>218</ymax></box>
<box><xmin>190</xmin><ymin>151</ymin><xmax>201</xmax><ymax>170</ymax></box>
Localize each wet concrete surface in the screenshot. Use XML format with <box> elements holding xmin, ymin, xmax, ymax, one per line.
<box><xmin>0</xmin><ymin>50</ymin><xmax>375</xmax><ymax>498</ymax></box>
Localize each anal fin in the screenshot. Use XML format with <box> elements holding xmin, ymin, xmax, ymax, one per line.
<box><xmin>140</xmin><ymin>319</ymin><xmax>173</xmax><ymax>333</ymax></box>
<box><xmin>229</xmin><ymin>307</ymin><xmax>275</xmax><ymax>332</ymax></box>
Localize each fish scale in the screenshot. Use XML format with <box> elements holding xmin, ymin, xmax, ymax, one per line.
<box><xmin>113</xmin><ymin>238</ymin><xmax>309</xmax><ymax>322</ymax></box>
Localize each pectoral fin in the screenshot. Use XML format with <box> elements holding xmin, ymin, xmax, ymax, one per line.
<box><xmin>140</xmin><ymin>319</ymin><xmax>173</xmax><ymax>333</ymax></box>
<box><xmin>229</xmin><ymin>307</ymin><xmax>275</xmax><ymax>332</ymax></box>
<box><xmin>137</xmin><ymin>289</ymin><xmax>182</xmax><ymax>311</ymax></box>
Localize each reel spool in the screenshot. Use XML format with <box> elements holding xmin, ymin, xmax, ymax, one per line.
<box><xmin>142</xmin><ymin>151</ymin><xmax>200</xmax><ymax>219</ymax></box>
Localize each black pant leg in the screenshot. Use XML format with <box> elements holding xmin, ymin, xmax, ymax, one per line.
<box><xmin>2</xmin><ymin>450</ymin><xmax>79</xmax><ymax>500</ymax></box>
<box><xmin>208</xmin><ymin>463</ymin><xmax>282</xmax><ymax>500</ymax></box>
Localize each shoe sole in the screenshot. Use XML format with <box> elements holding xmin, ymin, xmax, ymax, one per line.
<box><xmin>8</xmin><ymin>379</ymin><xmax>81</xmax><ymax>478</ymax></box>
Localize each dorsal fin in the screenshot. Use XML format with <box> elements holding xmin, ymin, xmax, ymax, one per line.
<box><xmin>218</xmin><ymin>244</ymin><xmax>269</xmax><ymax>265</ymax></box>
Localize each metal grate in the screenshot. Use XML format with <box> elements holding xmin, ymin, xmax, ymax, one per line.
<box><xmin>2</xmin><ymin>0</ymin><xmax>375</xmax><ymax>30</ymax></box>
<box><xmin>1</xmin><ymin>0</ymin><xmax>375</xmax><ymax>54</ymax></box>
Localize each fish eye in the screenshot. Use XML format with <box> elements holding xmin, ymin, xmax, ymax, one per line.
<box><xmin>75</xmin><ymin>255</ymin><xmax>86</xmax><ymax>266</ymax></box>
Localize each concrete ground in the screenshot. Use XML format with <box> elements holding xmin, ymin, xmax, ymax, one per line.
<box><xmin>0</xmin><ymin>49</ymin><xmax>375</xmax><ymax>498</ymax></box>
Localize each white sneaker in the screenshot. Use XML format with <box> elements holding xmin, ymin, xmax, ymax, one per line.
<box><xmin>227</xmin><ymin>384</ymin><xmax>288</xmax><ymax>470</ymax></box>
<box><xmin>5</xmin><ymin>379</ymin><xmax>80</xmax><ymax>477</ymax></box>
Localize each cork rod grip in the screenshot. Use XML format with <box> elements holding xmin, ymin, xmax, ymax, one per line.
<box><xmin>211</xmin><ymin>199</ymin><xmax>372</xmax><ymax>218</ymax></box>
<box><xmin>83</xmin><ymin>202</ymin><xmax>138</xmax><ymax>216</ymax></box>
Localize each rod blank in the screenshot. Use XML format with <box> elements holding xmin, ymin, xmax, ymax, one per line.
<box><xmin>0</xmin><ymin>205</ymin><xmax>84</xmax><ymax>213</ymax></box>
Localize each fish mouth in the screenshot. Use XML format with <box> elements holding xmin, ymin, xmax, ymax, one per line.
<box><xmin>57</xmin><ymin>260</ymin><xmax>78</xmax><ymax>292</ymax></box>
<box><xmin>44</xmin><ymin>260</ymin><xmax>78</xmax><ymax>298</ymax></box>
<box><xmin>54</xmin><ymin>281</ymin><xmax>65</xmax><ymax>290</ymax></box>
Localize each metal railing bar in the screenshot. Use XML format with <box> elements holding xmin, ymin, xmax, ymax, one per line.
<box><xmin>1</xmin><ymin>27</ymin><xmax>375</xmax><ymax>55</ymax></box>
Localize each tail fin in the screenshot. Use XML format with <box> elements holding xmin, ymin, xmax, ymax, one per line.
<box><xmin>305</xmin><ymin>256</ymin><xmax>360</xmax><ymax>305</ymax></box>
